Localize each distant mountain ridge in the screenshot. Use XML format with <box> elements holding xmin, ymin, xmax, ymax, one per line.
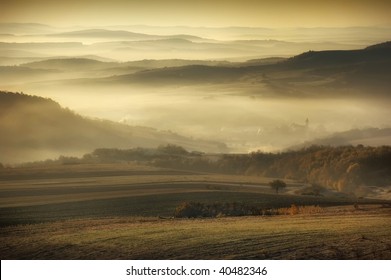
<box><xmin>49</xmin><ymin>29</ymin><xmax>159</xmax><ymax>40</ymax></box>
<box><xmin>22</xmin><ymin>58</ymin><xmax>118</xmax><ymax>70</ymax></box>
<box><xmin>2</xmin><ymin>41</ymin><xmax>390</xmax><ymax>97</ymax></box>
<box><xmin>1</xmin><ymin>23</ymin><xmax>369</xmax><ymax>62</ymax></box>
<box><xmin>48</xmin><ymin>28</ymin><xmax>206</xmax><ymax>42</ymax></box>
<box><xmin>95</xmin><ymin>41</ymin><xmax>391</xmax><ymax>97</ymax></box>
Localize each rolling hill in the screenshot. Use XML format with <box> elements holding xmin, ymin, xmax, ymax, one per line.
<box><xmin>15</xmin><ymin>58</ymin><xmax>231</xmax><ymax>80</ymax></box>
<box><xmin>22</xmin><ymin>58</ymin><xmax>118</xmax><ymax>71</ymax></box>
<box><xmin>0</xmin><ymin>24</ymin><xmax>366</xmax><ymax>62</ymax></box>
<box><xmin>0</xmin><ymin>66</ymin><xmax>61</xmax><ymax>84</ymax></box>
<box><xmin>289</xmin><ymin>127</ymin><xmax>391</xmax><ymax>149</ymax></box>
<box><xmin>285</xmin><ymin>41</ymin><xmax>391</xmax><ymax>68</ymax></box>
<box><xmin>95</xmin><ymin>41</ymin><xmax>391</xmax><ymax>97</ymax></box>
<box><xmin>105</xmin><ymin>64</ymin><xmax>249</xmax><ymax>85</ymax></box>
<box><xmin>0</xmin><ymin>91</ymin><xmax>228</xmax><ymax>163</ymax></box>
<box><xmin>22</xmin><ymin>57</ymin><xmax>228</xmax><ymax>72</ymax></box>
<box><xmin>48</xmin><ymin>29</ymin><xmax>160</xmax><ymax>40</ymax></box>
<box><xmin>48</xmin><ymin>29</ymin><xmax>206</xmax><ymax>42</ymax></box>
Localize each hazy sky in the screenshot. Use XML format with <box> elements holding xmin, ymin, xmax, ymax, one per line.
<box><xmin>1</xmin><ymin>0</ymin><xmax>391</xmax><ymax>28</ymax></box>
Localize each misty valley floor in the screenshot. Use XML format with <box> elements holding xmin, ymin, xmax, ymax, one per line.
<box><xmin>1</xmin><ymin>207</ymin><xmax>390</xmax><ymax>260</ymax></box>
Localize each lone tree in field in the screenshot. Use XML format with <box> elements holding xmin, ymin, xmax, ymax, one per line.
<box><xmin>269</xmin><ymin>179</ymin><xmax>287</xmax><ymax>194</ymax></box>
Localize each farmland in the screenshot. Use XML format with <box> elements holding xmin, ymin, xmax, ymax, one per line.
<box><xmin>1</xmin><ymin>3</ymin><xmax>391</xmax><ymax>263</ymax></box>
<box><xmin>1</xmin><ymin>206</ymin><xmax>390</xmax><ymax>259</ymax></box>
<box><xmin>0</xmin><ymin>162</ymin><xmax>390</xmax><ymax>259</ymax></box>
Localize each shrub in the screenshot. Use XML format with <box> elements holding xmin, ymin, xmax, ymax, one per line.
<box><xmin>173</xmin><ymin>202</ymin><xmax>206</xmax><ymax>218</ymax></box>
<box><xmin>173</xmin><ymin>202</ymin><xmax>323</xmax><ymax>218</ymax></box>
<box><xmin>277</xmin><ymin>204</ymin><xmax>323</xmax><ymax>215</ymax></box>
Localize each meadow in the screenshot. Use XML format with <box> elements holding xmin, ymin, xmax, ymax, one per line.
<box><xmin>0</xmin><ymin>162</ymin><xmax>390</xmax><ymax>259</ymax></box>
<box><xmin>1</xmin><ymin>206</ymin><xmax>390</xmax><ymax>259</ymax></box>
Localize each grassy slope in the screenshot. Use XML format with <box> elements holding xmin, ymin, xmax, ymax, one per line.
<box><xmin>1</xmin><ymin>163</ymin><xmax>390</xmax><ymax>259</ymax></box>
<box><xmin>0</xmin><ymin>163</ymin><xmax>366</xmax><ymax>225</ymax></box>
<box><xmin>0</xmin><ymin>92</ymin><xmax>228</xmax><ymax>163</ymax></box>
<box><xmin>1</xmin><ymin>206</ymin><xmax>390</xmax><ymax>259</ymax></box>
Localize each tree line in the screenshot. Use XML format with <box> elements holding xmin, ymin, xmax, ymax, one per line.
<box><xmin>18</xmin><ymin>144</ymin><xmax>391</xmax><ymax>192</ymax></box>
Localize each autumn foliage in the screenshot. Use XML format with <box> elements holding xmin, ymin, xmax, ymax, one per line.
<box><xmin>32</xmin><ymin>144</ymin><xmax>391</xmax><ymax>192</ymax></box>
<box><xmin>173</xmin><ymin>202</ymin><xmax>324</xmax><ymax>218</ymax></box>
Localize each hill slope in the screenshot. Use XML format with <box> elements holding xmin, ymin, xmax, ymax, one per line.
<box><xmin>0</xmin><ymin>91</ymin><xmax>227</xmax><ymax>163</ymax></box>
<box><xmin>99</xmin><ymin>41</ymin><xmax>391</xmax><ymax>97</ymax></box>
<box><xmin>22</xmin><ymin>58</ymin><xmax>118</xmax><ymax>71</ymax></box>
<box><xmin>290</xmin><ymin>127</ymin><xmax>391</xmax><ymax>149</ymax></box>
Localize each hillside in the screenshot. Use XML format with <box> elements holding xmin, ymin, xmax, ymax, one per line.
<box><xmin>290</xmin><ymin>127</ymin><xmax>391</xmax><ymax>148</ymax></box>
<box><xmin>21</xmin><ymin>58</ymin><xmax>228</xmax><ymax>73</ymax></box>
<box><xmin>0</xmin><ymin>66</ymin><xmax>60</xmax><ymax>84</ymax></box>
<box><xmin>99</xmin><ymin>41</ymin><xmax>391</xmax><ymax>97</ymax></box>
<box><xmin>0</xmin><ymin>26</ymin><xmax>364</xmax><ymax>63</ymax></box>
<box><xmin>44</xmin><ymin>144</ymin><xmax>391</xmax><ymax>196</ymax></box>
<box><xmin>0</xmin><ymin>91</ymin><xmax>227</xmax><ymax>163</ymax></box>
<box><xmin>286</xmin><ymin>41</ymin><xmax>391</xmax><ymax>68</ymax></box>
<box><xmin>3</xmin><ymin>41</ymin><xmax>391</xmax><ymax>96</ymax></box>
<box><xmin>1</xmin><ymin>42</ymin><xmax>390</xmax><ymax>157</ymax></box>
<box><xmin>22</xmin><ymin>58</ymin><xmax>118</xmax><ymax>71</ymax></box>
<box><xmin>0</xmin><ymin>58</ymin><xmax>233</xmax><ymax>82</ymax></box>
<box><xmin>48</xmin><ymin>29</ymin><xmax>206</xmax><ymax>42</ymax></box>
<box><xmin>106</xmin><ymin>64</ymin><xmax>249</xmax><ymax>85</ymax></box>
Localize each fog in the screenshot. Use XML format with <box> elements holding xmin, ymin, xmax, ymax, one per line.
<box><xmin>1</xmin><ymin>23</ymin><xmax>391</xmax><ymax>161</ymax></box>
<box><xmin>10</xmin><ymin>81</ymin><xmax>391</xmax><ymax>153</ymax></box>
<box><xmin>3</xmin><ymin>24</ymin><xmax>390</xmax><ymax>63</ymax></box>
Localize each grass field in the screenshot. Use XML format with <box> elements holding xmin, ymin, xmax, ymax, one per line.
<box><xmin>1</xmin><ymin>206</ymin><xmax>390</xmax><ymax>259</ymax></box>
<box><xmin>0</xmin><ymin>163</ymin><xmax>390</xmax><ymax>259</ymax></box>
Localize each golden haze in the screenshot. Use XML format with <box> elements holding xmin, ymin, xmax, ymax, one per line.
<box><xmin>1</xmin><ymin>0</ymin><xmax>390</xmax><ymax>27</ymax></box>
